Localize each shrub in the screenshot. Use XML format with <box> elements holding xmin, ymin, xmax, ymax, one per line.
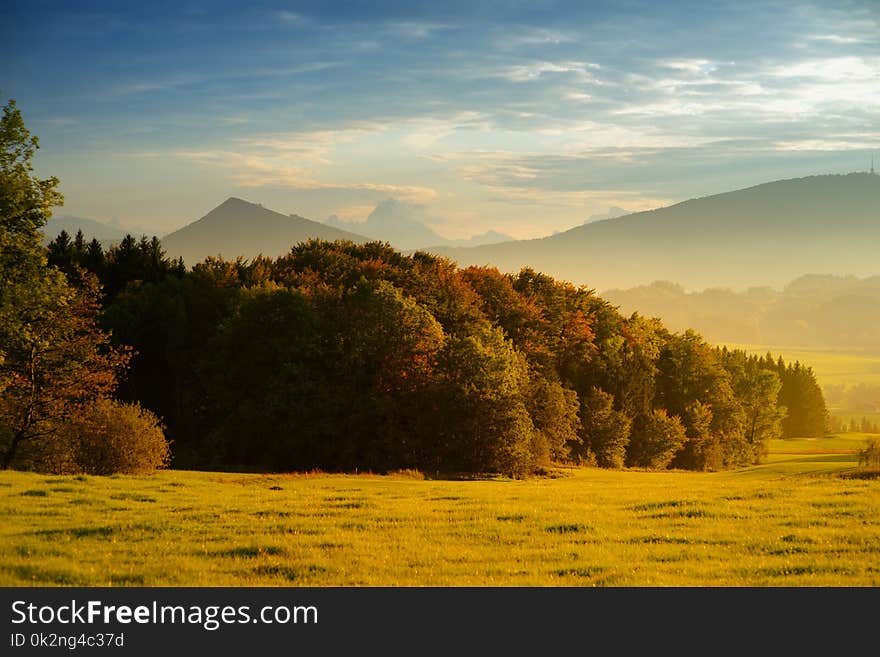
<box><xmin>64</xmin><ymin>399</ymin><xmax>170</xmax><ymax>475</ymax></box>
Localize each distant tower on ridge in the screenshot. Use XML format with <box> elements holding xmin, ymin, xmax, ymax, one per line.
<box><xmin>872</xmin><ymin>155</ymin><xmax>875</xmax><ymax>175</ymax></box>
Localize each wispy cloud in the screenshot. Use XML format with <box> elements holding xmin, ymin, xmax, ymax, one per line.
<box><xmin>497</xmin><ymin>60</ymin><xmax>601</xmax><ymax>83</ymax></box>
<box><xmin>172</xmin><ymin>124</ymin><xmax>437</xmax><ymax>203</ymax></box>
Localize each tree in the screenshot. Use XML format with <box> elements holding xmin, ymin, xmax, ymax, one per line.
<box><xmin>431</xmin><ymin>323</ymin><xmax>538</xmax><ymax>477</ymax></box>
<box><xmin>737</xmin><ymin>369</ymin><xmax>785</xmax><ymax>463</ymax></box>
<box><xmin>777</xmin><ymin>362</ymin><xmax>828</xmax><ymax>437</ymax></box>
<box><xmin>578</xmin><ymin>387</ymin><xmax>631</xmax><ymax>468</ymax></box>
<box><xmin>525</xmin><ymin>375</ymin><xmax>581</xmax><ymax>465</ymax></box>
<box><xmin>672</xmin><ymin>400</ymin><xmax>723</xmax><ymax>471</ymax></box>
<box><xmin>0</xmin><ymin>97</ymin><xmax>129</xmax><ymax>470</ymax></box>
<box><xmin>626</xmin><ymin>409</ymin><xmax>688</xmax><ymax>469</ymax></box>
<box><xmin>0</xmin><ymin>99</ymin><xmax>63</xmax><ymax>239</ymax></box>
<box><xmin>0</xmin><ymin>261</ymin><xmax>129</xmax><ymax>470</ymax></box>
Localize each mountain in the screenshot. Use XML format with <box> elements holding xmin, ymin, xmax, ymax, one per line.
<box><xmin>450</xmin><ymin>229</ymin><xmax>515</xmax><ymax>247</ymax></box>
<box><xmin>584</xmin><ymin>206</ymin><xmax>629</xmax><ymax>224</ymax></box>
<box><xmin>161</xmin><ymin>197</ymin><xmax>368</xmax><ymax>266</ymax></box>
<box><xmin>325</xmin><ymin>199</ymin><xmax>513</xmax><ymax>250</ymax></box>
<box><xmin>602</xmin><ymin>274</ymin><xmax>880</xmax><ymax>352</ymax></box>
<box><xmin>426</xmin><ymin>173</ymin><xmax>880</xmax><ymax>290</ymax></box>
<box><xmin>41</xmin><ymin>215</ymin><xmax>128</xmax><ymax>244</ymax></box>
<box><xmin>325</xmin><ymin>199</ymin><xmax>446</xmax><ymax>250</ymax></box>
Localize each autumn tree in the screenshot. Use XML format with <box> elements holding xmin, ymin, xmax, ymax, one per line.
<box><xmin>0</xmin><ymin>98</ymin><xmax>133</xmax><ymax>471</ymax></box>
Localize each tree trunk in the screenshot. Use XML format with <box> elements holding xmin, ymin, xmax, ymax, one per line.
<box><xmin>1</xmin><ymin>428</ymin><xmax>25</xmax><ymax>469</ymax></box>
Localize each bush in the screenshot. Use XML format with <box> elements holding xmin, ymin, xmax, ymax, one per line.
<box><xmin>63</xmin><ymin>399</ymin><xmax>170</xmax><ymax>475</ymax></box>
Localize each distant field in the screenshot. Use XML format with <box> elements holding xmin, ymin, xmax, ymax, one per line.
<box><xmin>719</xmin><ymin>343</ymin><xmax>880</xmax><ymax>388</ymax></box>
<box><xmin>1</xmin><ymin>435</ymin><xmax>877</xmax><ymax>587</ymax></box>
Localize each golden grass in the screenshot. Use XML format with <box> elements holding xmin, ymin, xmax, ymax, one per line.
<box><xmin>1</xmin><ymin>436</ymin><xmax>877</xmax><ymax>587</ymax></box>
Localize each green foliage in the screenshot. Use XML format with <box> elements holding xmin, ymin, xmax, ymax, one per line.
<box><xmin>675</xmin><ymin>401</ymin><xmax>723</xmax><ymax>471</ymax></box>
<box><xmin>525</xmin><ymin>376</ymin><xmax>581</xmax><ymax>464</ymax></box>
<box><xmin>0</xmin><ymin>99</ymin><xmax>63</xmax><ymax>239</ymax></box>
<box><xmin>737</xmin><ymin>369</ymin><xmax>785</xmax><ymax>463</ymax></box>
<box><xmin>578</xmin><ymin>387</ymin><xmax>631</xmax><ymax>468</ymax></box>
<box><xmin>627</xmin><ymin>409</ymin><xmax>688</xmax><ymax>469</ymax></box>
<box><xmin>777</xmin><ymin>361</ymin><xmax>828</xmax><ymax>438</ymax></box>
<box><xmin>48</xmin><ymin>231</ymin><xmax>185</xmax><ymax>300</ymax></box>
<box><xmin>0</xmin><ymin>96</ymin><xmax>835</xmax><ymax>478</ymax></box>
<box><xmin>432</xmin><ymin>323</ymin><xmax>538</xmax><ymax>478</ymax></box>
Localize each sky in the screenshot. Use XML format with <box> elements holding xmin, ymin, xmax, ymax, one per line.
<box><xmin>2</xmin><ymin>0</ymin><xmax>879</xmax><ymax>239</ymax></box>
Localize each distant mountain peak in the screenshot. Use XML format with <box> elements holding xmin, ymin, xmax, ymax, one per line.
<box><xmin>161</xmin><ymin>198</ymin><xmax>368</xmax><ymax>266</ymax></box>
<box><xmin>219</xmin><ymin>196</ymin><xmax>253</xmax><ymax>207</ymax></box>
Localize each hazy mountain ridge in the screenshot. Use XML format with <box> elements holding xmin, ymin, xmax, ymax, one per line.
<box><xmin>427</xmin><ymin>173</ymin><xmax>880</xmax><ymax>290</ymax></box>
<box><xmin>160</xmin><ymin>197</ymin><xmax>369</xmax><ymax>266</ymax></box>
<box><xmin>41</xmin><ymin>215</ymin><xmax>128</xmax><ymax>244</ymax></box>
<box><xmin>602</xmin><ymin>273</ymin><xmax>880</xmax><ymax>352</ymax></box>
<box><xmin>324</xmin><ymin>199</ymin><xmax>513</xmax><ymax>250</ymax></box>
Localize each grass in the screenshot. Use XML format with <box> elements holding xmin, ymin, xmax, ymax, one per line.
<box><xmin>0</xmin><ymin>435</ymin><xmax>877</xmax><ymax>586</ymax></box>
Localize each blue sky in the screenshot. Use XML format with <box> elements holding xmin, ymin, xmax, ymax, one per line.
<box><xmin>2</xmin><ymin>0</ymin><xmax>878</xmax><ymax>238</ymax></box>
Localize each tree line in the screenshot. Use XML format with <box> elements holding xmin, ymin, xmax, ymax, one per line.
<box><xmin>2</xmin><ymin>98</ymin><xmax>830</xmax><ymax>476</ymax></box>
<box><xmin>49</xmin><ymin>236</ymin><xmax>829</xmax><ymax>476</ymax></box>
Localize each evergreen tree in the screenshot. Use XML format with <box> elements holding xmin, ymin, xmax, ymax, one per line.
<box><xmin>778</xmin><ymin>362</ymin><xmax>828</xmax><ymax>437</ymax></box>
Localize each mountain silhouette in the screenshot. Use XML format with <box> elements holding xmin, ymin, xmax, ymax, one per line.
<box><xmin>426</xmin><ymin>173</ymin><xmax>880</xmax><ymax>290</ymax></box>
<box><xmin>161</xmin><ymin>197</ymin><xmax>368</xmax><ymax>266</ymax></box>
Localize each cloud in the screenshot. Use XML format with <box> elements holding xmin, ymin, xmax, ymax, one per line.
<box><xmin>107</xmin><ymin>81</ymin><xmax>177</xmax><ymax>97</ymax></box>
<box><xmin>659</xmin><ymin>59</ymin><xmax>719</xmax><ymax>75</ymax></box>
<box><xmin>497</xmin><ymin>60</ymin><xmax>601</xmax><ymax>83</ymax></box>
<box><xmin>174</xmin><ymin>129</ymin><xmax>437</xmax><ymax>203</ymax></box>
<box><xmin>808</xmin><ymin>34</ymin><xmax>866</xmax><ymax>45</ymax></box>
<box><xmin>21</xmin><ymin>0</ymin><xmax>880</xmax><ymax>239</ymax></box>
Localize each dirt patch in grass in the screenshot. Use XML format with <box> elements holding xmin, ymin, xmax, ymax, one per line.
<box><xmin>546</xmin><ymin>523</ymin><xmax>590</xmax><ymax>534</ymax></box>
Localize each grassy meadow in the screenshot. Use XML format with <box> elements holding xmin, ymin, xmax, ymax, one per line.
<box><xmin>1</xmin><ymin>435</ymin><xmax>878</xmax><ymax>587</ymax></box>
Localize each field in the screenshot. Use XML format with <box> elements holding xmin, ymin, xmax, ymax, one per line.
<box><xmin>1</xmin><ymin>436</ymin><xmax>878</xmax><ymax>587</ymax></box>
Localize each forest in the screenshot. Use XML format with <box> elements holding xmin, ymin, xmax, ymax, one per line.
<box><xmin>1</xmin><ymin>99</ymin><xmax>829</xmax><ymax>478</ymax></box>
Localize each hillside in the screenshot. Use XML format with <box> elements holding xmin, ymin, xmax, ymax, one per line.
<box><xmin>41</xmin><ymin>214</ymin><xmax>128</xmax><ymax>244</ymax></box>
<box><xmin>161</xmin><ymin>197</ymin><xmax>368</xmax><ymax>266</ymax></box>
<box><xmin>428</xmin><ymin>173</ymin><xmax>880</xmax><ymax>290</ymax></box>
<box><xmin>603</xmin><ymin>274</ymin><xmax>880</xmax><ymax>352</ymax></box>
